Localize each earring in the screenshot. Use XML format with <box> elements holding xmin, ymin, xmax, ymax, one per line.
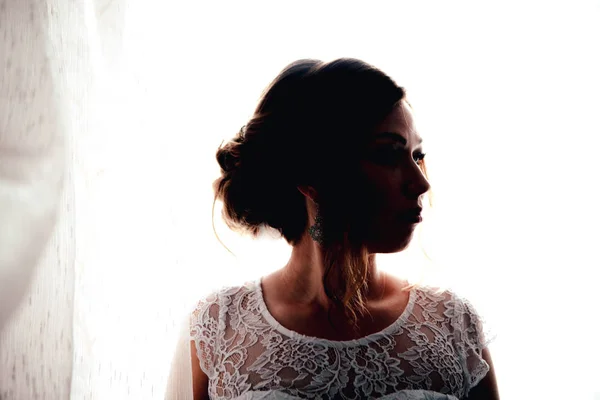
<box><xmin>308</xmin><ymin>204</ymin><xmax>325</xmax><ymax>245</ymax></box>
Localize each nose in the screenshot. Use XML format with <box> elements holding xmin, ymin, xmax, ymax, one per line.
<box><xmin>405</xmin><ymin>164</ymin><xmax>431</xmax><ymax>198</ymax></box>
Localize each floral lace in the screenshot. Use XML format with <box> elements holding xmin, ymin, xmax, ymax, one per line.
<box><xmin>190</xmin><ymin>280</ymin><xmax>491</xmax><ymax>400</ymax></box>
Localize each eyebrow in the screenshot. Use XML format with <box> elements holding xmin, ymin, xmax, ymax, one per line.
<box><xmin>374</xmin><ymin>132</ymin><xmax>423</xmax><ymax>145</ymax></box>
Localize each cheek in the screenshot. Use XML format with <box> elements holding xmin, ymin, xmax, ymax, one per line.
<box><xmin>361</xmin><ymin>167</ymin><xmax>404</xmax><ymax>211</ymax></box>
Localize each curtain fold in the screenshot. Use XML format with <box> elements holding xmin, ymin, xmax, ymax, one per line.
<box><xmin>0</xmin><ymin>0</ymin><xmax>72</xmax><ymax>398</ymax></box>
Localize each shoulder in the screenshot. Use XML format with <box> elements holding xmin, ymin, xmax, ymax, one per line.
<box><xmin>190</xmin><ymin>279</ymin><xmax>260</xmax><ymax>326</ymax></box>
<box><xmin>418</xmin><ymin>285</ymin><xmax>493</xmax><ymax>351</ymax></box>
<box><xmin>411</xmin><ymin>283</ymin><xmax>462</xmax><ymax>311</ymax></box>
<box><xmin>412</xmin><ymin>284</ymin><xmax>480</xmax><ymax>313</ymax></box>
<box><xmin>410</xmin><ymin>284</ymin><xmax>488</xmax><ymax>335</ymax></box>
<box><xmin>443</xmin><ymin>289</ymin><xmax>489</xmax><ymax>340</ymax></box>
<box><xmin>414</xmin><ymin>285</ymin><xmax>494</xmax><ymax>393</ymax></box>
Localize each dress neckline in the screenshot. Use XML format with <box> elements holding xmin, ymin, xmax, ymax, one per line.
<box><xmin>253</xmin><ymin>276</ymin><xmax>417</xmax><ymax>348</ymax></box>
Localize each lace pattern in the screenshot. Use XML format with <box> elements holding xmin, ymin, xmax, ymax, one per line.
<box><xmin>190</xmin><ymin>280</ymin><xmax>491</xmax><ymax>399</ymax></box>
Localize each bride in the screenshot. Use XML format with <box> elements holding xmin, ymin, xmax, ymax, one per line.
<box><xmin>190</xmin><ymin>58</ymin><xmax>499</xmax><ymax>399</ymax></box>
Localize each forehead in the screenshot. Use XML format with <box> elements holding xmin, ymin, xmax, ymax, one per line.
<box><xmin>372</xmin><ymin>101</ymin><xmax>421</xmax><ymax>142</ymax></box>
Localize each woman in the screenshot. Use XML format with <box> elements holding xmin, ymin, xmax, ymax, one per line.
<box><xmin>190</xmin><ymin>58</ymin><xmax>499</xmax><ymax>399</ymax></box>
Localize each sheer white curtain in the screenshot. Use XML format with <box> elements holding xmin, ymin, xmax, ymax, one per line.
<box><xmin>0</xmin><ymin>0</ymin><xmax>78</xmax><ymax>398</ymax></box>
<box><xmin>1</xmin><ymin>0</ymin><xmax>599</xmax><ymax>399</ymax></box>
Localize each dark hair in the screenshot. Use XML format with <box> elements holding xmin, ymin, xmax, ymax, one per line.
<box><xmin>213</xmin><ymin>58</ymin><xmax>407</xmax><ymax>327</ymax></box>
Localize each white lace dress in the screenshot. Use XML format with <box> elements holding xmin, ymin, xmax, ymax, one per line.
<box><xmin>190</xmin><ymin>279</ymin><xmax>491</xmax><ymax>400</ymax></box>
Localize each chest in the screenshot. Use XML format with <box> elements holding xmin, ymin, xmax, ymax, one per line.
<box><xmin>210</xmin><ymin>288</ymin><xmax>467</xmax><ymax>399</ymax></box>
<box><xmin>269</xmin><ymin>305</ymin><xmax>403</xmax><ymax>341</ymax></box>
<box><xmin>211</xmin><ymin>331</ymin><xmax>465</xmax><ymax>399</ymax></box>
<box><xmin>263</xmin><ymin>288</ymin><xmax>411</xmax><ymax>342</ymax></box>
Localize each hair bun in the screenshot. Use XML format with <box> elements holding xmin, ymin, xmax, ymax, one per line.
<box><xmin>216</xmin><ymin>127</ymin><xmax>246</xmax><ymax>174</ymax></box>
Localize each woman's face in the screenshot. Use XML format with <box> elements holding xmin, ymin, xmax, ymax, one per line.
<box><xmin>355</xmin><ymin>100</ymin><xmax>431</xmax><ymax>254</ymax></box>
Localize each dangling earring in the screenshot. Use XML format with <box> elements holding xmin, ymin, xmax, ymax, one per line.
<box><xmin>308</xmin><ymin>204</ymin><xmax>325</xmax><ymax>245</ymax></box>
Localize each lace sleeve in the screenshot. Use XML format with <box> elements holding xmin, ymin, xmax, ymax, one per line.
<box><xmin>190</xmin><ymin>293</ymin><xmax>221</xmax><ymax>378</ymax></box>
<box><xmin>451</xmin><ymin>294</ymin><xmax>494</xmax><ymax>395</ymax></box>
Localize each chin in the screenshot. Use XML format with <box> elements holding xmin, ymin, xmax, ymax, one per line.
<box><xmin>367</xmin><ymin>233</ymin><xmax>413</xmax><ymax>254</ymax></box>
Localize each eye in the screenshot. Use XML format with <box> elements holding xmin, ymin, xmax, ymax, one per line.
<box><xmin>414</xmin><ymin>151</ymin><xmax>426</xmax><ymax>165</ymax></box>
<box><xmin>367</xmin><ymin>148</ymin><xmax>403</xmax><ymax>166</ymax></box>
<box><xmin>366</xmin><ymin>145</ymin><xmax>425</xmax><ymax>168</ymax></box>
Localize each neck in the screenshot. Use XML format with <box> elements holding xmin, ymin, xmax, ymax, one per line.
<box><xmin>276</xmin><ymin>232</ymin><xmax>385</xmax><ymax>310</ymax></box>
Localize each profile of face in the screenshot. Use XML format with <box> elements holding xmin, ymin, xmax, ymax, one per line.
<box><xmin>353</xmin><ymin>100</ymin><xmax>431</xmax><ymax>254</ymax></box>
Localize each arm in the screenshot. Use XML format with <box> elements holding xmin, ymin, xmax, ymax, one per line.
<box><xmin>190</xmin><ymin>293</ymin><xmax>221</xmax><ymax>400</ymax></box>
<box><xmin>464</xmin><ymin>348</ymin><xmax>500</xmax><ymax>400</ymax></box>
<box><xmin>191</xmin><ymin>340</ymin><xmax>210</xmax><ymax>400</ymax></box>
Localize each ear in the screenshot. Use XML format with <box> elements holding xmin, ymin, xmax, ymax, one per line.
<box><xmin>297</xmin><ymin>185</ymin><xmax>318</xmax><ymax>204</ymax></box>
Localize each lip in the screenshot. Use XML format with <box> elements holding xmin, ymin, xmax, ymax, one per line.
<box><xmin>399</xmin><ymin>208</ymin><xmax>423</xmax><ymax>224</ymax></box>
